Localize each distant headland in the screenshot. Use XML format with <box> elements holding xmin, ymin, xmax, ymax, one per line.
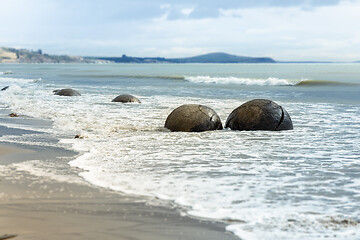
<box><xmin>92</xmin><ymin>52</ymin><xmax>276</xmax><ymax>63</ymax></box>
<box><xmin>2</xmin><ymin>46</ymin><xmax>358</xmax><ymax>64</ymax></box>
<box><xmin>1</xmin><ymin>47</ymin><xmax>275</xmax><ymax>64</ymax></box>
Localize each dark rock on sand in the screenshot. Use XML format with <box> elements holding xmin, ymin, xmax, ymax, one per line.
<box><xmin>74</xmin><ymin>134</ymin><xmax>84</xmax><ymax>139</ymax></box>
<box><xmin>225</xmin><ymin>99</ymin><xmax>293</xmax><ymax>131</ymax></box>
<box><xmin>165</xmin><ymin>104</ymin><xmax>223</xmax><ymax>132</ymax></box>
<box><xmin>9</xmin><ymin>113</ymin><xmax>18</xmax><ymax>117</ymax></box>
<box><xmin>54</xmin><ymin>88</ymin><xmax>81</xmax><ymax>96</ymax></box>
<box><xmin>0</xmin><ymin>234</ymin><xmax>18</xmax><ymax>240</ymax></box>
<box><xmin>112</xmin><ymin>94</ymin><xmax>141</xmax><ymax>103</ymax></box>
<box><xmin>1</xmin><ymin>86</ymin><xmax>9</xmax><ymax>91</ymax></box>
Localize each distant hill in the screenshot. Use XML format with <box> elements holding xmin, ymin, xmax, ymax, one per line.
<box><xmin>1</xmin><ymin>47</ymin><xmax>276</xmax><ymax>64</ymax></box>
<box><xmin>169</xmin><ymin>52</ymin><xmax>276</xmax><ymax>63</ymax></box>
<box><xmin>0</xmin><ymin>47</ymin><xmax>102</xmax><ymax>63</ymax></box>
<box><xmin>96</xmin><ymin>52</ymin><xmax>276</xmax><ymax>63</ymax></box>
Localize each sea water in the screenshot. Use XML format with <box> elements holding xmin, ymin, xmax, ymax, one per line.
<box><xmin>1</xmin><ymin>63</ymin><xmax>360</xmax><ymax>239</ymax></box>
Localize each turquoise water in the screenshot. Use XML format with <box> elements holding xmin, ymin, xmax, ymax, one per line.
<box><xmin>1</xmin><ymin>63</ymin><xmax>360</xmax><ymax>239</ymax></box>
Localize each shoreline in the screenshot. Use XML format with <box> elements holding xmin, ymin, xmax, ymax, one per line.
<box><xmin>0</xmin><ymin>140</ymin><xmax>239</xmax><ymax>240</ymax></box>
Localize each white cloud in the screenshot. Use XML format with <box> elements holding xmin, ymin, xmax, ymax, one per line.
<box><xmin>181</xmin><ymin>8</ymin><xmax>195</xmax><ymax>16</ymax></box>
<box><xmin>139</xmin><ymin>0</ymin><xmax>360</xmax><ymax>60</ymax></box>
<box><xmin>0</xmin><ymin>0</ymin><xmax>360</xmax><ymax>60</ymax></box>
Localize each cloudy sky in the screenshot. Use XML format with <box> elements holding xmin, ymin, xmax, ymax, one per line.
<box><xmin>1</xmin><ymin>0</ymin><xmax>360</xmax><ymax>61</ymax></box>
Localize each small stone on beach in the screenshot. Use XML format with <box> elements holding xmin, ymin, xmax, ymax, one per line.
<box><xmin>1</xmin><ymin>86</ymin><xmax>9</xmax><ymax>91</ymax></box>
<box><xmin>9</xmin><ymin>113</ymin><xmax>18</xmax><ymax>118</ymax></box>
<box><xmin>0</xmin><ymin>234</ymin><xmax>18</xmax><ymax>240</ymax></box>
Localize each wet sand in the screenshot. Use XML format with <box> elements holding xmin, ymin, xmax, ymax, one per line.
<box><xmin>0</xmin><ymin>143</ymin><xmax>239</xmax><ymax>240</ymax></box>
<box><xmin>0</xmin><ymin>145</ymin><xmax>17</xmax><ymax>155</ymax></box>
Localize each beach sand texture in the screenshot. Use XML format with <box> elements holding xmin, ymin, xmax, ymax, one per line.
<box><xmin>0</xmin><ymin>146</ymin><xmax>17</xmax><ymax>156</ymax></box>
<box><xmin>0</xmin><ymin>143</ymin><xmax>238</xmax><ymax>240</ymax></box>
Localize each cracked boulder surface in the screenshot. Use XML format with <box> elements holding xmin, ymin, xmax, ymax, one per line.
<box><xmin>54</xmin><ymin>88</ymin><xmax>81</xmax><ymax>96</ymax></box>
<box><xmin>225</xmin><ymin>99</ymin><xmax>293</xmax><ymax>131</ymax></box>
<box><xmin>112</xmin><ymin>94</ymin><xmax>141</xmax><ymax>103</ymax></box>
<box><xmin>165</xmin><ymin>104</ymin><xmax>223</xmax><ymax>132</ymax></box>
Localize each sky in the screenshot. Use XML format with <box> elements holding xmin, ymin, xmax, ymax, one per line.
<box><xmin>1</xmin><ymin>0</ymin><xmax>360</xmax><ymax>61</ymax></box>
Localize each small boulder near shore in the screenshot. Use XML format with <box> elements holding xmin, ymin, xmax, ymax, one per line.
<box><xmin>225</xmin><ymin>99</ymin><xmax>293</xmax><ymax>131</ymax></box>
<box><xmin>165</xmin><ymin>104</ymin><xmax>223</xmax><ymax>132</ymax></box>
<box><xmin>112</xmin><ymin>94</ymin><xmax>141</xmax><ymax>103</ymax></box>
<box><xmin>54</xmin><ymin>88</ymin><xmax>81</xmax><ymax>96</ymax></box>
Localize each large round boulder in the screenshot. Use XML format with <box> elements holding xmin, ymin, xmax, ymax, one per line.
<box><xmin>225</xmin><ymin>99</ymin><xmax>293</xmax><ymax>131</ymax></box>
<box><xmin>165</xmin><ymin>104</ymin><xmax>223</xmax><ymax>132</ymax></box>
<box><xmin>54</xmin><ymin>88</ymin><xmax>81</xmax><ymax>96</ymax></box>
<box><xmin>112</xmin><ymin>94</ymin><xmax>141</xmax><ymax>103</ymax></box>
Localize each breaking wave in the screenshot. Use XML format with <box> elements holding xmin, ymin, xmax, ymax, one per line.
<box><xmin>184</xmin><ymin>76</ymin><xmax>356</xmax><ymax>86</ymax></box>
<box><xmin>185</xmin><ymin>76</ymin><xmax>296</xmax><ymax>85</ymax></box>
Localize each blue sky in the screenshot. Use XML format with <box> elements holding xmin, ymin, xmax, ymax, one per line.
<box><xmin>1</xmin><ymin>0</ymin><xmax>360</xmax><ymax>61</ymax></box>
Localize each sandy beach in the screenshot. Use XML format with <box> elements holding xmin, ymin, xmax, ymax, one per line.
<box><xmin>0</xmin><ymin>145</ymin><xmax>18</xmax><ymax>156</ymax></box>
<box><xmin>0</xmin><ymin>142</ymin><xmax>239</xmax><ymax>240</ymax></box>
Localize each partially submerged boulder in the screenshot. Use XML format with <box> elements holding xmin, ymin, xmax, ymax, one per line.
<box><xmin>112</xmin><ymin>94</ymin><xmax>141</xmax><ymax>103</ymax></box>
<box><xmin>54</xmin><ymin>88</ymin><xmax>81</xmax><ymax>96</ymax></box>
<box><xmin>225</xmin><ymin>99</ymin><xmax>293</xmax><ymax>131</ymax></box>
<box><xmin>165</xmin><ymin>104</ymin><xmax>223</xmax><ymax>132</ymax></box>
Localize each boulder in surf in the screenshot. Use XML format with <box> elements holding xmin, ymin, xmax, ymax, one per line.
<box><xmin>112</xmin><ymin>94</ymin><xmax>141</xmax><ymax>103</ymax></box>
<box><xmin>225</xmin><ymin>99</ymin><xmax>293</xmax><ymax>131</ymax></box>
<box><xmin>165</xmin><ymin>104</ymin><xmax>223</xmax><ymax>132</ymax></box>
<box><xmin>54</xmin><ymin>88</ymin><xmax>81</xmax><ymax>96</ymax></box>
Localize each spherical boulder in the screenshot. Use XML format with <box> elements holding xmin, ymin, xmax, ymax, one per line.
<box><xmin>165</xmin><ymin>104</ymin><xmax>223</xmax><ymax>132</ymax></box>
<box><xmin>112</xmin><ymin>94</ymin><xmax>141</xmax><ymax>103</ymax></box>
<box><xmin>225</xmin><ymin>99</ymin><xmax>293</xmax><ymax>131</ymax></box>
<box><xmin>54</xmin><ymin>88</ymin><xmax>81</xmax><ymax>96</ymax></box>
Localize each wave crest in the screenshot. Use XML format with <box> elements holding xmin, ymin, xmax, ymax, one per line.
<box><xmin>184</xmin><ymin>76</ymin><xmax>357</xmax><ymax>86</ymax></box>
<box><xmin>296</xmin><ymin>80</ymin><xmax>355</xmax><ymax>86</ymax></box>
<box><xmin>185</xmin><ymin>76</ymin><xmax>294</xmax><ymax>86</ymax></box>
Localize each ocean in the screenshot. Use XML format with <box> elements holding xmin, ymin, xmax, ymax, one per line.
<box><xmin>1</xmin><ymin>63</ymin><xmax>360</xmax><ymax>239</ymax></box>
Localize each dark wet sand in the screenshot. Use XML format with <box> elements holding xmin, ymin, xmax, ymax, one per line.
<box><xmin>0</xmin><ymin>143</ymin><xmax>239</xmax><ymax>240</ymax></box>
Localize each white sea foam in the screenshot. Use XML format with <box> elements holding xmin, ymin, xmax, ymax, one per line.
<box><xmin>0</xmin><ymin>161</ymin><xmax>85</xmax><ymax>184</ymax></box>
<box><xmin>0</xmin><ymin>76</ymin><xmax>39</xmax><ymax>85</ymax></box>
<box><xmin>0</xmin><ymin>71</ymin><xmax>13</xmax><ymax>75</ymax></box>
<box><xmin>185</xmin><ymin>75</ymin><xmax>297</xmax><ymax>85</ymax></box>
